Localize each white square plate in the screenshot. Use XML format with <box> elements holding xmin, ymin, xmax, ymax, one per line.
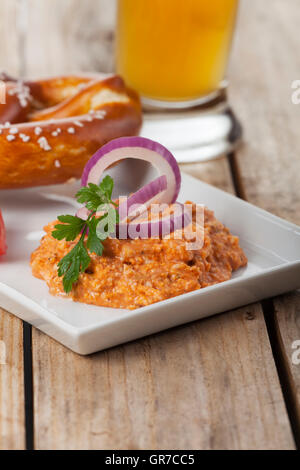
<box><xmin>0</xmin><ymin>172</ymin><xmax>299</xmax><ymax>354</ymax></box>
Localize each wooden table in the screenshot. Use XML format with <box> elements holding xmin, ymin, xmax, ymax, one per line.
<box><xmin>0</xmin><ymin>0</ymin><xmax>299</xmax><ymax>450</ymax></box>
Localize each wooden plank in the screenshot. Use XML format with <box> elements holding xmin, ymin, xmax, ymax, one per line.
<box><xmin>273</xmin><ymin>294</ymin><xmax>300</xmax><ymax>433</ymax></box>
<box><xmin>0</xmin><ymin>309</ymin><xmax>25</xmax><ymax>449</ymax></box>
<box><xmin>32</xmin><ymin>303</ymin><xmax>294</xmax><ymax>450</ymax></box>
<box><xmin>230</xmin><ymin>0</ymin><xmax>300</xmax><ymax>434</ymax></box>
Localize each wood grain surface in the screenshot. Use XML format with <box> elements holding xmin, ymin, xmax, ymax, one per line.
<box><xmin>230</xmin><ymin>0</ymin><xmax>300</xmax><ymax>439</ymax></box>
<box><xmin>273</xmin><ymin>293</ymin><xmax>300</xmax><ymax>434</ymax></box>
<box><xmin>32</xmin><ymin>287</ymin><xmax>294</xmax><ymax>450</ymax></box>
<box><xmin>0</xmin><ymin>0</ymin><xmax>299</xmax><ymax>450</ymax></box>
<box><xmin>0</xmin><ymin>309</ymin><xmax>25</xmax><ymax>450</ymax></box>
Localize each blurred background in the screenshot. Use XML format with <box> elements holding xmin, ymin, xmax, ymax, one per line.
<box><xmin>0</xmin><ymin>0</ymin><xmax>116</xmax><ymax>76</ymax></box>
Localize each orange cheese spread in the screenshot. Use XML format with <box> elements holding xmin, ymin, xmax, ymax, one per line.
<box><xmin>30</xmin><ymin>205</ymin><xmax>247</xmax><ymax>310</ymax></box>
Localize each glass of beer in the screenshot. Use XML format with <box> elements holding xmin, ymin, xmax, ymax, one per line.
<box><xmin>116</xmin><ymin>0</ymin><xmax>239</xmax><ymax>109</ymax></box>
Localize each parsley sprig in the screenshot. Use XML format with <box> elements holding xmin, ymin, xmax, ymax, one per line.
<box><xmin>52</xmin><ymin>175</ymin><xmax>119</xmax><ymax>293</ymax></box>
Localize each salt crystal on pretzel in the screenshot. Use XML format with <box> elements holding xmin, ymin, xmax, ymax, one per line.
<box><xmin>20</xmin><ymin>133</ymin><xmax>30</xmax><ymax>142</ymax></box>
<box><xmin>8</xmin><ymin>81</ymin><xmax>32</xmax><ymax>108</ymax></box>
<box><xmin>9</xmin><ymin>127</ymin><xmax>19</xmax><ymax>134</ymax></box>
<box><xmin>38</xmin><ymin>137</ymin><xmax>51</xmax><ymax>151</ymax></box>
<box><xmin>34</xmin><ymin>126</ymin><xmax>42</xmax><ymax>136</ymax></box>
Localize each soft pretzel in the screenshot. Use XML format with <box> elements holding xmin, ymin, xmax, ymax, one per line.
<box><xmin>0</xmin><ymin>73</ymin><xmax>142</xmax><ymax>189</ymax></box>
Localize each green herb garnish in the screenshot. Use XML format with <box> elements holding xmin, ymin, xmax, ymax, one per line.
<box><xmin>52</xmin><ymin>175</ymin><xmax>119</xmax><ymax>293</ymax></box>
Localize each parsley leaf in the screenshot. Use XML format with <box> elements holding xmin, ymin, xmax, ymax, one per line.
<box><xmin>52</xmin><ymin>215</ymin><xmax>85</xmax><ymax>241</ymax></box>
<box><xmin>75</xmin><ymin>175</ymin><xmax>115</xmax><ymax>211</ymax></box>
<box><xmin>86</xmin><ymin>217</ymin><xmax>104</xmax><ymax>256</ymax></box>
<box><xmin>99</xmin><ymin>174</ymin><xmax>114</xmax><ymax>199</ymax></box>
<box><xmin>57</xmin><ymin>239</ymin><xmax>91</xmax><ymax>293</ymax></box>
<box><xmin>52</xmin><ymin>175</ymin><xmax>119</xmax><ymax>293</ymax></box>
<box><xmin>76</xmin><ymin>183</ymin><xmax>103</xmax><ymax>212</ymax></box>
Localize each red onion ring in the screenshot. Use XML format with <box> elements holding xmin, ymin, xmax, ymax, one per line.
<box><xmin>113</xmin><ymin>203</ymin><xmax>192</xmax><ymax>240</ymax></box>
<box><xmin>81</xmin><ymin>136</ymin><xmax>181</xmax><ymax>204</ymax></box>
<box><xmin>118</xmin><ymin>175</ymin><xmax>167</xmax><ymax>222</ymax></box>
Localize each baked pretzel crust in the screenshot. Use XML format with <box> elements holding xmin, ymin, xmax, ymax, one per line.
<box><xmin>0</xmin><ymin>74</ymin><xmax>142</xmax><ymax>189</ymax></box>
